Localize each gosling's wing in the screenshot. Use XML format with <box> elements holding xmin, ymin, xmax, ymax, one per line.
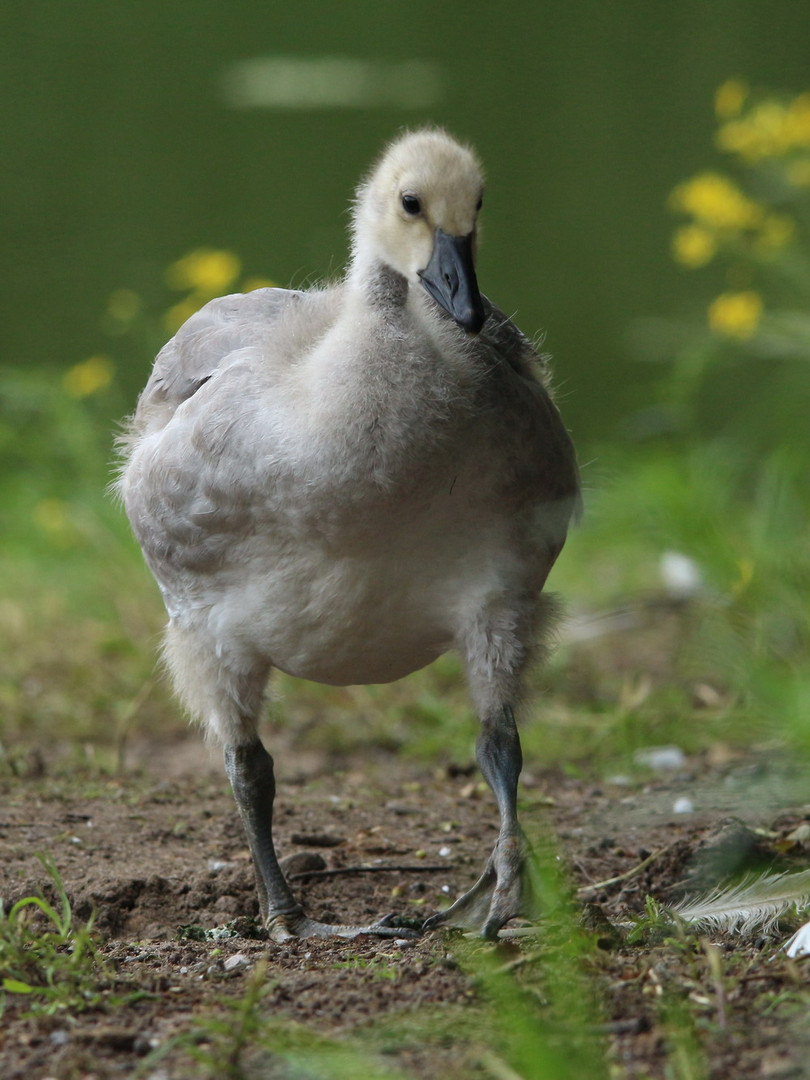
<box><xmin>128</xmin><ymin>287</ymin><xmax>306</xmax><ymax>440</ymax></box>
<box><xmin>478</xmin><ymin>298</ymin><xmax>582</xmax><ymax>557</ymax></box>
<box><xmin>116</xmin><ymin>286</ymin><xmax>325</xmax><ymax>582</ymax></box>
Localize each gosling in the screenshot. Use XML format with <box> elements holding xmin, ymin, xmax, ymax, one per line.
<box><xmin>117</xmin><ymin>129</ymin><xmax>581</xmax><ymax>941</ymax></box>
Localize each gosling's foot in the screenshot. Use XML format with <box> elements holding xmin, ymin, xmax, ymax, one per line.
<box><xmin>266</xmin><ymin>910</ymin><xmax>420</xmax><ymax>943</ymax></box>
<box><xmin>423</xmin><ymin>832</ymin><xmax>534</xmax><ymax>940</ymax></box>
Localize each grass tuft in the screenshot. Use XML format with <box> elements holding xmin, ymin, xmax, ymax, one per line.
<box><xmin>0</xmin><ymin>853</ymin><xmax>105</xmax><ymax>1017</ymax></box>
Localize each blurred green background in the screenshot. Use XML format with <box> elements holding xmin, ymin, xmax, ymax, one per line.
<box><xmin>2</xmin><ymin>1</ymin><xmax>809</xmax><ymax>772</ymax></box>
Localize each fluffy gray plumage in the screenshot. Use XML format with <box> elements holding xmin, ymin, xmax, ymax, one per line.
<box><xmin>116</xmin><ymin>129</ymin><xmax>580</xmax><ymax>940</ymax></box>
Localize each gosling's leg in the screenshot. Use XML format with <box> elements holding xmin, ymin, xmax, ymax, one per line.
<box><xmin>225</xmin><ymin>739</ymin><xmax>416</xmax><ymax>942</ymax></box>
<box><xmin>423</xmin><ymin>704</ymin><xmax>531</xmax><ymax>939</ymax></box>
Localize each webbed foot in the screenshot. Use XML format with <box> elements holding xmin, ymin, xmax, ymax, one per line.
<box><xmin>423</xmin><ymin>832</ymin><xmax>534</xmax><ymax>940</ymax></box>
<box><xmin>266</xmin><ymin>910</ymin><xmax>420</xmax><ymax>943</ymax></box>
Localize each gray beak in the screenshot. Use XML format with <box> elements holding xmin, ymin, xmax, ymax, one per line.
<box><xmin>418</xmin><ymin>228</ymin><xmax>486</xmax><ymax>334</ymax></box>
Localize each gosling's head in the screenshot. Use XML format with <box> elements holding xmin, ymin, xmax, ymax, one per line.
<box><xmin>351</xmin><ymin>129</ymin><xmax>486</xmax><ymax>334</ymax></box>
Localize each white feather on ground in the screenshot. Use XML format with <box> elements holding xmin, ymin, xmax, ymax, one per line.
<box><xmin>670</xmin><ymin>868</ymin><xmax>810</xmax><ymax>936</ymax></box>
<box><xmin>784</xmin><ymin>919</ymin><xmax>810</xmax><ymax>957</ymax></box>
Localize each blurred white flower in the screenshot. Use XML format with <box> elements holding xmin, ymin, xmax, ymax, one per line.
<box><xmin>660</xmin><ymin>551</ymin><xmax>703</xmax><ymax>599</ymax></box>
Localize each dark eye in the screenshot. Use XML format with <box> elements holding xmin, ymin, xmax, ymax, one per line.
<box><xmin>401</xmin><ymin>194</ymin><xmax>421</xmax><ymax>215</ymax></box>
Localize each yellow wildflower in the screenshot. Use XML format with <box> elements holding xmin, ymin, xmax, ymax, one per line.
<box><xmin>784</xmin><ymin>92</ymin><xmax>810</xmax><ymax>148</ymax></box>
<box><xmin>786</xmin><ymin>158</ymin><xmax>810</xmax><ymax>187</ymax></box>
<box><xmin>715</xmin><ymin>79</ymin><xmax>747</xmax><ymax>120</ymax></box>
<box><xmin>33</xmin><ymin>499</ymin><xmax>75</xmax><ymax>546</ymax></box>
<box><xmin>669</xmin><ymin>172</ymin><xmax>762</xmax><ymax>231</ymax></box>
<box><xmin>718</xmin><ymin>102</ymin><xmax>788</xmax><ymax>160</ymax></box>
<box><xmin>63</xmin><ymin>355</ymin><xmax>114</xmax><ymax>398</ymax></box>
<box><xmin>34</xmin><ymin>498</ymin><xmax>68</xmax><ymax>532</ymax></box>
<box><xmin>755</xmin><ymin>213</ymin><xmax>796</xmax><ymax>253</ymax></box>
<box><xmin>716</xmin><ymin>94</ymin><xmax>810</xmax><ymax>162</ymax></box>
<box><xmin>165</xmin><ymin>249</ymin><xmax>241</xmax><ymax>295</ymax></box>
<box><xmin>715</xmin><ymin>119</ymin><xmax>754</xmax><ymax>161</ymax></box>
<box><xmin>730</xmin><ymin>557</ymin><xmax>755</xmax><ymax>598</ymax></box>
<box><xmin>106</xmin><ymin>288</ymin><xmax>141</xmax><ymax>323</ymax></box>
<box><xmin>672</xmin><ymin>224</ymin><xmax>716</xmax><ymax>268</ymax></box>
<box><xmin>708</xmin><ymin>291</ymin><xmax>763</xmax><ymax>340</ymax></box>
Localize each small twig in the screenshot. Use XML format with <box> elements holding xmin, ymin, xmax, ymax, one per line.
<box><xmin>703</xmin><ymin>940</ymin><xmax>727</xmax><ymax>1030</ymax></box>
<box><xmin>287</xmin><ymin>863</ymin><xmax>448</xmax><ymax>881</ymax></box>
<box><xmin>463</xmin><ymin>926</ymin><xmax>542</xmax><ymax>940</ymax></box>
<box><xmin>575</xmin><ymin>843</ymin><xmax>677</xmax><ymax>896</ymax></box>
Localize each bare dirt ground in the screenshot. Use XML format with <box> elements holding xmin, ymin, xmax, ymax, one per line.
<box><xmin>2</xmin><ymin>728</ymin><xmax>809</xmax><ymax>1079</ymax></box>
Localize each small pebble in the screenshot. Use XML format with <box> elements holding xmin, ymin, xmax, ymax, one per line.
<box><xmin>673</xmin><ymin>796</ymin><xmax>694</xmax><ymax>814</ymax></box>
<box><xmin>634</xmin><ymin>746</ymin><xmax>687</xmax><ymax>771</ymax></box>
<box><xmin>279</xmin><ymin>851</ymin><xmax>327</xmax><ymax>876</ymax></box>
<box><xmin>438</xmin><ymin>846</ymin><xmax>452</xmax><ymax>857</ymax></box>
<box><xmin>133</xmin><ymin>1033</ymin><xmax>160</xmax><ymax>1055</ymax></box>
<box><xmin>386</xmin><ymin>802</ymin><xmax>419</xmax><ymax>815</ymax></box>
<box><xmin>606</xmin><ymin>774</ymin><xmax>632</xmax><ymax>787</ymax></box>
<box><xmin>660</xmin><ymin>551</ymin><xmax>703</xmax><ymax>599</ymax></box>
<box><xmin>223</xmin><ymin>952</ymin><xmax>250</xmax><ymax>972</ymax></box>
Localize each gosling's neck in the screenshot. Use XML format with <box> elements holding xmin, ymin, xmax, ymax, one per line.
<box><xmin>346</xmin><ymin>247</ymin><xmax>410</xmax><ymax>318</ymax></box>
